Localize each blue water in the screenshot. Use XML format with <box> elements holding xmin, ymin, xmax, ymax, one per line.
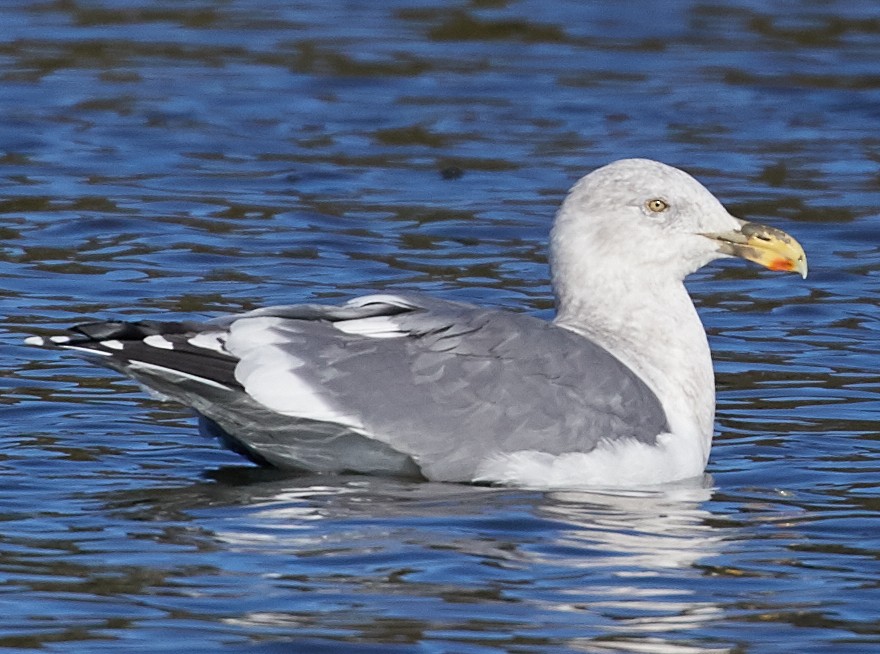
<box><xmin>2</xmin><ymin>1</ymin><xmax>879</xmax><ymax>652</ymax></box>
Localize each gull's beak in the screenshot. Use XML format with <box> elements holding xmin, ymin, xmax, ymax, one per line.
<box><xmin>703</xmin><ymin>217</ymin><xmax>808</xmax><ymax>279</ymax></box>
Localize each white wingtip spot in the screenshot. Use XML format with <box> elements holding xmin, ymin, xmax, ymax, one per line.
<box><xmin>144</xmin><ymin>334</ymin><xmax>175</xmax><ymax>350</ymax></box>
<box><xmin>187</xmin><ymin>331</ymin><xmax>227</xmax><ymax>354</ymax></box>
<box><xmin>24</xmin><ymin>336</ymin><xmax>46</xmax><ymax>346</ymax></box>
<box><xmin>101</xmin><ymin>339</ymin><xmax>125</xmax><ymax>351</ymax></box>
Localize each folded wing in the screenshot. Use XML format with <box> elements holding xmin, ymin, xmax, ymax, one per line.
<box><xmin>30</xmin><ymin>292</ymin><xmax>668</xmax><ymax>481</ymax></box>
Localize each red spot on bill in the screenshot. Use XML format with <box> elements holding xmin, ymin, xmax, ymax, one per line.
<box><xmin>768</xmin><ymin>258</ymin><xmax>795</xmax><ymax>272</ymax></box>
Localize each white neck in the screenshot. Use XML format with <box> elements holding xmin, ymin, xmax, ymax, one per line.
<box><xmin>552</xmin><ymin>263</ymin><xmax>715</xmax><ymax>468</ymax></box>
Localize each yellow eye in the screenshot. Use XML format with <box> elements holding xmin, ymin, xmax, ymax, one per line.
<box><xmin>646</xmin><ymin>198</ymin><xmax>669</xmax><ymax>213</ymax></box>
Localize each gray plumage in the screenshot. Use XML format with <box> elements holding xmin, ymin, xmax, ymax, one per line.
<box><xmin>236</xmin><ymin>294</ymin><xmax>666</xmax><ymax>480</ymax></box>
<box><xmin>43</xmin><ymin>293</ymin><xmax>666</xmax><ymax>482</ymax></box>
<box><xmin>26</xmin><ymin>159</ymin><xmax>806</xmax><ymax>486</ymax></box>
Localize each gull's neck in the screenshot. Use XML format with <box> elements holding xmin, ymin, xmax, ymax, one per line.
<box><xmin>552</xmin><ymin>267</ymin><xmax>715</xmax><ymax>466</ymax></box>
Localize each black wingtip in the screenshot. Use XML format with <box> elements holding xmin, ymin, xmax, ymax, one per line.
<box><xmin>24</xmin><ymin>321</ymin><xmax>149</xmax><ymax>348</ymax></box>
<box><xmin>71</xmin><ymin>321</ymin><xmax>155</xmax><ymax>341</ymax></box>
<box><xmin>26</xmin><ymin>319</ymin><xmax>202</xmax><ymax>348</ymax></box>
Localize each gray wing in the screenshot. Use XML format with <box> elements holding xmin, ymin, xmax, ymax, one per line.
<box><xmin>222</xmin><ymin>292</ymin><xmax>668</xmax><ymax>480</ymax></box>
<box><xmin>29</xmin><ymin>292</ymin><xmax>667</xmax><ymax>481</ymax></box>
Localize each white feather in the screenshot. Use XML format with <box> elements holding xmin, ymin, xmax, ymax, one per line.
<box><xmin>226</xmin><ymin>317</ymin><xmax>288</xmax><ymax>353</ymax></box>
<box><xmin>59</xmin><ymin>345</ymin><xmax>113</xmax><ymax>357</ymax></box>
<box><xmin>187</xmin><ymin>331</ymin><xmax>227</xmax><ymax>354</ymax></box>
<box><xmin>333</xmin><ymin>316</ymin><xmax>407</xmax><ymax>339</ymax></box>
<box><xmin>128</xmin><ymin>360</ymin><xmax>231</xmax><ymax>390</ymax></box>
<box><xmin>233</xmin><ymin>344</ymin><xmax>364</xmax><ymax>429</ymax></box>
<box><xmin>223</xmin><ymin>317</ymin><xmax>366</xmax><ymax>428</ymax></box>
<box><xmin>144</xmin><ymin>334</ymin><xmax>174</xmax><ymax>350</ymax></box>
<box><xmin>474</xmin><ymin>431</ymin><xmax>705</xmax><ymax>489</ymax></box>
<box><xmin>346</xmin><ymin>293</ymin><xmax>417</xmax><ymax>309</ymax></box>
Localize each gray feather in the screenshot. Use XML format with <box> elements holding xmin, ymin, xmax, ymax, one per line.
<box><xmin>29</xmin><ymin>292</ymin><xmax>668</xmax><ymax>481</ymax></box>
<box><xmin>221</xmin><ymin>293</ymin><xmax>667</xmax><ymax>481</ymax></box>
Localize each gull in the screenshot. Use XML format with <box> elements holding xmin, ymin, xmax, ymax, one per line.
<box><xmin>26</xmin><ymin>159</ymin><xmax>806</xmax><ymax>488</ymax></box>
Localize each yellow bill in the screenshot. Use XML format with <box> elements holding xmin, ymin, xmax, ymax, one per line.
<box><xmin>703</xmin><ymin>218</ymin><xmax>807</xmax><ymax>278</ymax></box>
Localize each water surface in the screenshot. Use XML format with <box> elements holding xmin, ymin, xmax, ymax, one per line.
<box><xmin>1</xmin><ymin>1</ymin><xmax>878</xmax><ymax>652</ymax></box>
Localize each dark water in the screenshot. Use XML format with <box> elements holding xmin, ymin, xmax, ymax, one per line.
<box><xmin>1</xmin><ymin>1</ymin><xmax>878</xmax><ymax>652</ymax></box>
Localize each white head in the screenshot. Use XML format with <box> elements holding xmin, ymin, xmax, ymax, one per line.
<box><xmin>550</xmin><ymin>158</ymin><xmax>806</xmax><ymax>314</ymax></box>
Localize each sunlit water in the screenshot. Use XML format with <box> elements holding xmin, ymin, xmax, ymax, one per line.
<box><xmin>1</xmin><ymin>1</ymin><xmax>878</xmax><ymax>652</ymax></box>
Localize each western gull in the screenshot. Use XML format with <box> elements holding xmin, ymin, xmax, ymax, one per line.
<box><xmin>25</xmin><ymin>159</ymin><xmax>807</xmax><ymax>487</ymax></box>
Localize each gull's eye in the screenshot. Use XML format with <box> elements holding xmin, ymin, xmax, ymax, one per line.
<box><xmin>646</xmin><ymin>198</ymin><xmax>669</xmax><ymax>213</ymax></box>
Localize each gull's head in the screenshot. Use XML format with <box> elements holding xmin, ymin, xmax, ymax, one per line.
<box><xmin>550</xmin><ymin>158</ymin><xmax>807</xmax><ymax>287</ymax></box>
